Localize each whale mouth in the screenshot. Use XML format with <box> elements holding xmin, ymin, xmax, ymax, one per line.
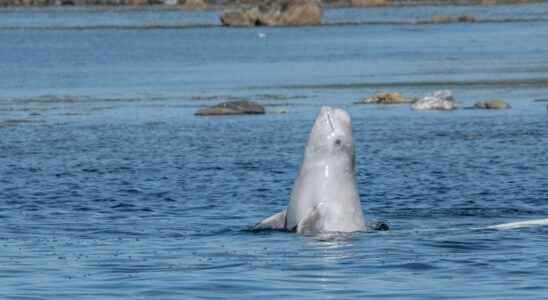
<box><xmin>319</xmin><ymin>106</ymin><xmax>351</xmax><ymax>134</ymax></box>
<box><xmin>325</xmin><ymin>109</ymin><xmax>335</xmax><ymax>133</ymax></box>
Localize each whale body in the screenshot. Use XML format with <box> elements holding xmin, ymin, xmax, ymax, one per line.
<box><xmin>488</xmin><ymin>219</ymin><xmax>548</xmax><ymax>230</ymax></box>
<box><xmin>254</xmin><ymin>106</ymin><xmax>374</xmax><ymax>234</ymax></box>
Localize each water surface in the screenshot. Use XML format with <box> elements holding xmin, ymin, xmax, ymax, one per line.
<box><xmin>1</xmin><ymin>4</ymin><xmax>548</xmax><ymax>300</ymax></box>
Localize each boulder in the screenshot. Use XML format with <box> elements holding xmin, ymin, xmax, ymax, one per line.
<box><xmin>220</xmin><ymin>7</ymin><xmax>261</xmax><ymax>27</ymax></box>
<box><xmin>355</xmin><ymin>92</ymin><xmax>408</xmax><ymax>104</ymax></box>
<box><xmin>473</xmin><ymin>100</ymin><xmax>511</xmax><ymax>109</ymax></box>
<box><xmin>220</xmin><ymin>0</ymin><xmax>323</xmax><ymax>27</ymax></box>
<box><xmin>195</xmin><ymin>100</ymin><xmax>265</xmax><ymax>116</ymax></box>
<box><xmin>411</xmin><ymin>90</ymin><xmax>457</xmax><ymax>111</ymax></box>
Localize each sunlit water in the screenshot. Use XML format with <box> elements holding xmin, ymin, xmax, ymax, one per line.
<box><xmin>1</xmin><ymin>4</ymin><xmax>548</xmax><ymax>299</ymax></box>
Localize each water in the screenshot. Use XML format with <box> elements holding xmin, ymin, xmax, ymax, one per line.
<box><xmin>1</xmin><ymin>4</ymin><xmax>548</xmax><ymax>299</ymax></box>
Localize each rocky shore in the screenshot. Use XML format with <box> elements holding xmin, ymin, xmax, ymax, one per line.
<box><xmin>0</xmin><ymin>0</ymin><xmax>542</xmax><ymax>8</ymax></box>
<box><xmin>220</xmin><ymin>0</ymin><xmax>323</xmax><ymax>27</ymax></box>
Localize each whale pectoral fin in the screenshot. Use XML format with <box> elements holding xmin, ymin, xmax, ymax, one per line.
<box><xmin>253</xmin><ymin>209</ymin><xmax>287</xmax><ymax>231</ymax></box>
<box><xmin>367</xmin><ymin>220</ymin><xmax>390</xmax><ymax>231</ymax></box>
<box><xmin>296</xmin><ymin>206</ymin><xmax>322</xmax><ymax>234</ymax></box>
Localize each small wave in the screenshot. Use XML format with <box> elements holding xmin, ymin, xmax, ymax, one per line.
<box><xmin>383</xmin><ymin>262</ymin><xmax>437</xmax><ymax>271</ymax></box>
<box><xmin>0</xmin><ymin>118</ymin><xmax>33</xmax><ymax>128</ymax></box>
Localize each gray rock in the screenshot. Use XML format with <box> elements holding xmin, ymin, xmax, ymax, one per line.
<box><xmin>411</xmin><ymin>90</ymin><xmax>457</xmax><ymax>111</ymax></box>
<box><xmin>195</xmin><ymin>100</ymin><xmax>265</xmax><ymax>116</ymax></box>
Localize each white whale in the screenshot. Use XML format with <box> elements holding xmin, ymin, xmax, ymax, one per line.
<box><xmin>254</xmin><ymin>106</ymin><xmax>379</xmax><ymax>234</ymax></box>
<box><xmin>487</xmin><ymin>219</ymin><xmax>548</xmax><ymax>230</ymax></box>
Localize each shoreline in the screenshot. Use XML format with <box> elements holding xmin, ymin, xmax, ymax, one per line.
<box><xmin>1</xmin><ymin>16</ymin><xmax>547</xmax><ymax>31</ymax></box>
<box><xmin>0</xmin><ymin>0</ymin><xmax>545</xmax><ymax>9</ymax></box>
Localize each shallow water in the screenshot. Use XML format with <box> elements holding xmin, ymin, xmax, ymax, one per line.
<box><xmin>1</xmin><ymin>4</ymin><xmax>548</xmax><ymax>300</ymax></box>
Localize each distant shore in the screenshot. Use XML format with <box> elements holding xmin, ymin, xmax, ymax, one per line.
<box><xmin>0</xmin><ymin>0</ymin><xmax>544</xmax><ymax>9</ymax></box>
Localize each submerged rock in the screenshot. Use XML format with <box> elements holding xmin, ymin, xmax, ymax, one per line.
<box><xmin>473</xmin><ymin>100</ymin><xmax>511</xmax><ymax>109</ymax></box>
<box><xmin>355</xmin><ymin>92</ymin><xmax>408</xmax><ymax>105</ymax></box>
<box><xmin>195</xmin><ymin>101</ymin><xmax>265</xmax><ymax>116</ymax></box>
<box><xmin>411</xmin><ymin>90</ymin><xmax>457</xmax><ymax>111</ymax></box>
<box><xmin>220</xmin><ymin>0</ymin><xmax>323</xmax><ymax>27</ymax></box>
<box><xmin>431</xmin><ymin>15</ymin><xmax>476</xmax><ymax>23</ymax></box>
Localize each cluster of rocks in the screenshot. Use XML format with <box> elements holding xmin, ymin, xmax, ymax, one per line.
<box><xmin>355</xmin><ymin>90</ymin><xmax>512</xmax><ymax>111</ymax></box>
<box><xmin>220</xmin><ymin>0</ymin><xmax>323</xmax><ymax>27</ymax></box>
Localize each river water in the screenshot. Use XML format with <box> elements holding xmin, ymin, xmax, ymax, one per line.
<box><xmin>1</xmin><ymin>4</ymin><xmax>548</xmax><ymax>299</ymax></box>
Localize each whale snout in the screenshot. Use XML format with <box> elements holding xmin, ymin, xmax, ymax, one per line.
<box><xmin>307</xmin><ymin>106</ymin><xmax>355</xmax><ymax>156</ymax></box>
<box><xmin>318</xmin><ymin>106</ymin><xmax>352</xmax><ymax>133</ymax></box>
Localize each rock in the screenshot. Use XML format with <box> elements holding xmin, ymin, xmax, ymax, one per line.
<box><xmin>473</xmin><ymin>100</ymin><xmax>511</xmax><ymax>109</ymax></box>
<box><xmin>220</xmin><ymin>7</ymin><xmax>261</xmax><ymax>27</ymax></box>
<box><xmin>355</xmin><ymin>92</ymin><xmax>408</xmax><ymax>104</ymax></box>
<box><xmin>457</xmin><ymin>15</ymin><xmax>476</xmax><ymax>22</ymax></box>
<box><xmin>195</xmin><ymin>101</ymin><xmax>265</xmax><ymax>116</ymax></box>
<box><xmin>411</xmin><ymin>90</ymin><xmax>457</xmax><ymax>111</ymax></box>
<box><xmin>126</xmin><ymin>0</ymin><xmax>146</xmax><ymax>5</ymax></box>
<box><xmin>180</xmin><ymin>0</ymin><xmax>209</xmax><ymax>10</ymax></box>
<box><xmin>220</xmin><ymin>0</ymin><xmax>323</xmax><ymax>27</ymax></box>
<box><xmin>431</xmin><ymin>15</ymin><xmax>476</xmax><ymax>23</ymax></box>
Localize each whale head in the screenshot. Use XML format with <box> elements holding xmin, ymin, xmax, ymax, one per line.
<box><xmin>304</xmin><ymin>106</ymin><xmax>355</xmax><ymax>170</ymax></box>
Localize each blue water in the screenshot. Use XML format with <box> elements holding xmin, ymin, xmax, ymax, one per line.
<box><xmin>1</xmin><ymin>4</ymin><xmax>548</xmax><ymax>299</ymax></box>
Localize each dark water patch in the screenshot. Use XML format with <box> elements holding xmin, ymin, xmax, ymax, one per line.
<box><xmin>387</xmin><ymin>206</ymin><xmax>543</xmax><ymax>219</ymax></box>
<box><xmin>0</xmin><ymin>94</ymin><xmax>178</xmax><ymax>106</ymax></box>
<box><xmin>189</xmin><ymin>95</ymin><xmax>249</xmax><ymax>101</ymax></box>
<box><xmin>383</xmin><ymin>262</ymin><xmax>438</xmax><ymax>271</ymax></box>
<box><xmin>254</xmin><ymin>94</ymin><xmax>310</xmax><ymax>101</ymax></box>
<box><xmin>425</xmin><ymin>239</ymin><xmax>494</xmax><ymax>251</ymax></box>
<box><xmin>262</xmin><ymin>78</ymin><xmax>548</xmax><ymax>91</ymax></box>
<box><xmin>325</xmin><ymin>16</ymin><xmax>548</xmax><ymax>27</ymax></box>
<box><xmin>0</xmin><ymin>118</ymin><xmax>33</xmax><ymax>128</ymax></box>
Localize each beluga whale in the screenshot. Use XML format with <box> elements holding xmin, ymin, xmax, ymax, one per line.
<box><xmin>254</xmin><ymin>106</ymin><xmax>388</xmax><ymax>234</ymax></box>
